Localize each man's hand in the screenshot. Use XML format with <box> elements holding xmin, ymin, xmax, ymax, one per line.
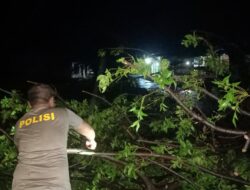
<box><xmin>86</xmin><ymin>139</ymin><xmax>97</xmax><ymax>150</ymax></box>
<box><xmin>76</xmin><ymin>122</ymin><xmax>96</xmax><ymax>150</ymax></box>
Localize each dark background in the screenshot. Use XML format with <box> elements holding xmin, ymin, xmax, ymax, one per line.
<box><xmin>2</xmin><ymin>0</ymin><xmax>250</xmax><ymax>94</ymax></box>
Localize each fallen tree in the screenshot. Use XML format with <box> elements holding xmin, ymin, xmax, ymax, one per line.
<box><xmin>1</xmin><ymin>33</ymin><xmax>250</xmax><ymax>189</ymax></box>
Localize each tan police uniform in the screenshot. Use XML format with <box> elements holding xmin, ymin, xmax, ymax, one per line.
<box><xmin>12</xmin><ymin>107</ymin><xmax>83</xmax><ymax>190</ymax></box>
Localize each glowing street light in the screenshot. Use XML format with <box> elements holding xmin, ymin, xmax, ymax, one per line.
<box><xmin>185</xmin><ymin>60</ymin><xmax>190</xmax><ymax>66</ymax></box>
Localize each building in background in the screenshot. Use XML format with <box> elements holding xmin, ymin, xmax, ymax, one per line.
<box><xmin>71</xmin><ymin>62</ymin><xmax>95</xmax><ymax>80</ymax></box>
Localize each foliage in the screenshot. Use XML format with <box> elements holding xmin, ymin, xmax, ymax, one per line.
<box><xmin>0</xmin><ymin>92</ymin><xmax>27</xmax><ymax>189</ymax></box>
<box><xmin>181</xmin><ymin>32</ymin><xmax>203</xmax><ymax>48</ymax></box>
<box><xmin>1</xmin><ymin>34</ymin><xmax>250</xmax><ymax>190</ymax></box>
<box><xmin>182</xmin><ymin>32</ymin><xmax>230</xmax><ymax>76</ymax></box>
<box><xmin>213</xmin><ymin>75</ymin><xmax>249</xmax><ymax>126</ymax></box>
<box><xmin>0</xmin><ymin>91</ymin><xmax>28</xmax><ymax>124</ymax></box>
<box><xmin>0</xmin><ymin>135</ymin><xmax>16</xmax><ymax>189</ymax></box>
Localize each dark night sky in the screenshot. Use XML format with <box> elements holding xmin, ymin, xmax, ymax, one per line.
<box><xmin>2</xmin><ymin>0</ymin><xmax>250</xmax><ymax>87</ymax></box>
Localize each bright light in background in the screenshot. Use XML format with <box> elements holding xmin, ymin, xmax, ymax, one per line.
<box><xmin>145</xmin><ymin>57</ymin><xmax>153</xmax><ymax>65</ymax></box>
<box><xmin>128</xmin><ymin>55</ymin><xmax>162</xmax><ymax>90</ymax></box>
<box><xmin>144</xmin><ymin>56</ymin><xmax>161</xmax><ymax>73</ymax></box>
<box><xmin>185</xmin><ymin>60</ymin><xmax>190</xmax><ymax>66</ymax></box>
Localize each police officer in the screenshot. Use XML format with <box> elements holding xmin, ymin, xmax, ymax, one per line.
<box><xmin>12</xmin><ymin>83</ymin><xmax>97</xmax><ymax>190</ymax></box>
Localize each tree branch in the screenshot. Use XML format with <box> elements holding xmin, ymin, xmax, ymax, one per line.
<box><xmin>0</xmin><ymin>87</ymin><xmax>26</xmax><ymax>101</ymax></box>
<box><xmin>201</xmin><ymin>88</ymin><xmax>250</xmax><ymax>117</ymax></box>
<box><xmin>82</xmin><ymin>90</ymin><xmax>137</xmax><ymax>140</ymax></box>
<box><xmin>67</xmin><ymin>149</ymin><xmax>174</xmax><ymax>160</ymax></box>
<box><xmin>147</xmin><ymin>159</ymin><xmax>200</xmax><ymax>190</ymax></box>
<box><xmin>99</xmin><ymin>155</ymin><xmax>159</xmax><ymax>190</ymax></box>
<box><xmin>165</xmin><ymin>87</ymin><xmax>247</xmax><ymax>135</ymax></box>
<box><xmin>137</xmin><ymin>139</ymin><xmax>179</xmax><ymax>148</ymax></box>
<box><xmin>68</xmin><ymin>149</ymin><xmax>250</xmax><ymax>186</ymax></box>
<box><xmin>0</xmin><ymin>127</ymin><xmax>14</xmax><ymax>143</ymax></box>
<box><xmin>194</xmin><ymin>164</ymin><xmax>250</xmax><ymax>185</ymax></box>
<box><xmin>164</xmin><ymin>87</ymin><xmax>250</xmax><ymax>152</ymax></box>
<box><xmin>242</xmin><ymin>134</ymin><xmax>250</xmax><ymax>153</ymax></box>
<box><xmin>82</xmin><ymin>90</ymin><xmax>112</xmax><ymax>106</ymax></box>
<box><xmin>0</xmin><ymin>87</ymin><xmax>14</xmax><ymax>96</ymax></box>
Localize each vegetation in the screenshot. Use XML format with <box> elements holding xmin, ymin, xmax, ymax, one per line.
<box><xmin>1</xmin><ymin>33</ymin><xmax>250</xmax><ymax>189</ymax></box>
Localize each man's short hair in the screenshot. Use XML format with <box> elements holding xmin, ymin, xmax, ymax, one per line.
<box><xmin>28</xmin><ymin>84</ymin><xmax>57</xmax><ymax>106</ymax></box>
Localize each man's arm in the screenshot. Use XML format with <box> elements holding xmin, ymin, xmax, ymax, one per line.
<box><xmin>66</xmin><ymin>108</ymin><xmax>97</xmax><ymax>150</ymax></box>
<box><xmin>75</xmin><ymin>121</ymin><xmax>97</xmax><ymax>150</ymax></box>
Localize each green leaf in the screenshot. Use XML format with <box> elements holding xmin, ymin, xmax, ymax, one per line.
<box><xmin>151</xmin><ymin>145</ymin><xmax>167</xmax><ymax>154</ymax></box>
<box><xmin>97</xmin><ymin>49</ymin><xmax>106</xmax><ymax>57</ymax></box>
<box><xmin>159</xmin><ymin>102</ymin><xmax>168</xmax><ymax>112</ymax></box>
<box><xmin>232</xmin><ymin>112</ymin><xmax>238</xmax><ymax>127</ymax></box>
<box><xmin>171</xmin><ymin>156</ymin><xmax>183</xmax><ymax>169</ymax></box>
<box><xmin>116</xmin><ymin>57</ymin><xmax>125</xmax><ymax>63</ymax></box>
<box><xmin>130</xmin><ymin>120</ymin><xmax>140</xmax><ymax>132</ymax></box>
<box><xmin>124</xmin><ymin>163</ymin><xmax>137</xmax><ymax>179</ymax></box>
<box><xmin>96</xmin><ymin>69</ymin><xmax>113</xmax><ymax>93</ymax></box>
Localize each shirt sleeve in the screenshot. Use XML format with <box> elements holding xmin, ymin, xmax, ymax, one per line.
<box><xmin>66</xmin><ymin>108</ymin><xmax>83</xmax><ymax>130</ymax></box>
